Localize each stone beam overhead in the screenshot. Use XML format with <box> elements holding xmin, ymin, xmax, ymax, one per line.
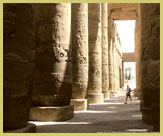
<box><xmin>111</xmin><ymin>11</ymin><xmax>137</xmax><ymax>20</ymax></box>
<box><xmin>108</xmin><ymin>3</ymin><xmax>138</xmax><ymax>20</ymax></box>
<box><xmin>122</xmin><ymin>52</ymin><xmax>135</xmax><ymax>62</ymax></box>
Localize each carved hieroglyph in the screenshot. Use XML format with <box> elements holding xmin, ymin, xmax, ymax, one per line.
<box><xmin>33</xmin><ymin>4</ymin><xmax>72</xmax><ymax>106</ymax></box>
<box><xmin>71</xmin><ymin>4</ymin><xmax>88</xmax><ymax>99</ymax></box>
<box><xmin>88</xmin><ymin>3</ymin><xmax>103</xmax><ymax>103</ymax></box>
<box><xmin>3</xmin><ymin>4</ymin><xmax>35</xmax><ymax>130</ymax></box>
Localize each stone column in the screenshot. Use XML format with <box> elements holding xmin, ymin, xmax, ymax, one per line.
<box><xmin>88</xmin><ymin>3</ymin><xmax>104</xmax><ymax>104</ymax></box>
<box><xmin>139</xmin><ymin>4</ymin><xmax>160</xmax><ymax>131</ymax></box>
<box><xmin>3</xmin><ymin>4</ymin><xmax>36</xmax><ymax>132</ymax></box>
<box><xmin>101</xmin><ymin>3</ymin><xmax>110</xmax><ymax>99</ymax></box>
<box><xmin>108</xmin><ymin>17</ymin><xmax>113</xmax><ymax>94</ymax></box>
<box><xmin>71</xmin><ymin>3</ymin><xmax>88</xmax><ymax>111</ymax></box>
<box><xmin>134</xmin><ymin>16</ymin><xmax>141</xmax><ymax>99</ymax></box>
<box><xmin>29</xmin><ymin>3</ymin><xmax>74</xmax><ymax>121</ymax></box>
<box><xmin>111</xmin><ymin>23</ymin><xmax>116</xmax><ymax>97</ymax></box>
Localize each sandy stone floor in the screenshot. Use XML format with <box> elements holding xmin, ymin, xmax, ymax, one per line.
<box><xmin>30</xmin><ymin>91</ymin><xmax>153</xmax><ymax>133</ymax></box>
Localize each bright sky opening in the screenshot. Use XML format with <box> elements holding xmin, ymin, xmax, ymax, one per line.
<box><xmin>114</xmin><ymin>20</ymin><xmax>135</xmax><ymax>53</ymax></box>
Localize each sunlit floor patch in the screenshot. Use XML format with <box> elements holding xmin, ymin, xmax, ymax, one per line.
<box><xmin>74</xmin><ymin>110</ymin><xmax>117</xmax><ymax>113</ymax></box>
<box><xmin>126</xmin><ymin>129</ymin><xmax>148</xmax><ymax>132</ymax></box>
<box><xmin>107</xmin><ymin>107</ymin><xmax>117</xmax><ymax>109</ymax></box>
<box><xmin>132</xmin><ymin>115</ymin><xmax>142</xmax><ymax>117</ymax></box>
<box><xmin>29</xmin><ymin>121</ymin><xmax>92</xmax><ymax>126</ymax></box>
<box><xmin>89</xmin><ymin>102</ymin><xmax>125</xmax><ymax>105</ymax></box>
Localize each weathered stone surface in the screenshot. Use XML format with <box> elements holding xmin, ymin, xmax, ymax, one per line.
<box><xmin>70</xmin><ymin>4</ymin><xmax>88</xmax><ymax>110</ymax></box>
<box><xmin>101</xmin><ymin>3</ymin><xmax>109</xmax><ymax>99</ymax></box>
<box><xmin>32</xmin><ymin>4</ymin><xmax>72</xmax><ymax>106</ymax></box>
<box><xmin>87</xmin><ymin>3</ymin><xmax>103</xmax><ymax>103</ymax></box>
<box><xmin>139</xmin><ymin>3</ymin><xmax>160</xmax><ymax>131</ymax></box>
<box><xmin>108</xmin><ymin>18</ymin><xmax>113</xmax><ymax>91</ymax></box>
<box><xmin>111</xmin><ymin>11</ymin><xmax>137</xmax><ymax>20</ymax></box>
<box><xmin>134</xmin><ymin>16</ymin><xmax>141</xmax><ymax>99</ymax></box>
<box><xmin>3</xmin><ymin>4</ymin><xmax>35</xmax><ymax>130</ymax></box>
<box><xmin>71</xmin><ymin>99</ymin><xmax>87</xmax><ymax>111</ymax></box>
<box><xmin>108</xmin><ymin>3</ymin><xmax>138</xmax><ymax>20</ymax></box>
<box><xmin>87</xmin><ymin>93</ymin><xmax>104</xmax><ymax>104</ymax></box>
<box><xmin>29</xmin><ymin>105</ymin><xmax>74</xmax><ymax>121</ymax></box>
<box><xmin>71</xmin><ymin>4</ymin><xmax>88</xmax><ymax>99</ymax></box>
<box><xmin>109</xmin><ymin>23</ymin><xmax>122</xmax><ymax>96</ymax></box>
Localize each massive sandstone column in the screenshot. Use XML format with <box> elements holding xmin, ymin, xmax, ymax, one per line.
<box><xmin>101</xmin><ymin>3</ymin><xmax>110</xmax><ymax>99</ymax></box>
<box><xmin>88</xmin><ymin>3</ymin><xmax>104</xmax><ymax>103</ymax></box>
<box><xmin>134</xmin><ymin>16</ymin><xmax>141</xmax><ymax>99</ymax></box>
<box><xmin>29</xmin><ymin>3</ymin><xmax>74</xmax><ymax>121</ymax></box>
<box><xmin>3</xmin><ymin>4</ymin><xmax>36</xmax><ymax>132</ymax></box>
<box><xmin>71</xmin><ymin>4</ymin><xmax>88</xmax><ymax>111</ymax></box>
<box><xmin>111</xmin><ymin>23</ymin><xmax>116</xmax><ymax>97</ymax></box>
<box><xmin>108</xmin><ymin>17</ymin><xmax>113</xmax><ymax>94</ymax></box>
<box><xmin>139</xmin><ymin>4</ymin><xmax>160</xmax><ymax>131</ymax></box>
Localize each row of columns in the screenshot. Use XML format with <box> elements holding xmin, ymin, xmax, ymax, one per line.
<box><xmin>108</xmin><ymin>14</ymin><xmax>123</xmax><ymax>97</ymax></box>
<box><xmin>3</xmin><ymin>3</ymin><xmax>123</xmax><ymax>131</ymax></box>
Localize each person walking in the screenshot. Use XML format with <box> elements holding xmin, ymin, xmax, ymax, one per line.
<box><xmin>124</xmin><ymin>85</ymin><xmax>132</xmax><ymax>104</ymax></box>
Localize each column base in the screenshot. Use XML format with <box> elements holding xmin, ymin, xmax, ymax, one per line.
<box><xmin>29</xmin><ymin>105</ymin><xmax>74</xmax><ymax>121</ymax></box>
<box><xmin>4</xmin><ymin>123</ymin><xmax>36</xmax><ymax>133</ymax></box>
<box><xmin>141</xmin><ymin>106</ymin><xmax>153</xmax><ymax>125</ymax></box>
<box><xmin>87</xmin><ymin>93</ymin><xmax>104</xmax><ymax>104</ymax></box>
<box><xmin>70</xmin><ymin>99</ymin><xmax>87</xmax><ymax>111</ymax></box>
<box><xmin>110</xmin><ymin>90</ymin><xmax>116</xmax><ymax>97</ymax></box>
<box><xmin>102</xmin><ymin>91</ymin><xmax>110</xmax><ymax>99</ymax></box>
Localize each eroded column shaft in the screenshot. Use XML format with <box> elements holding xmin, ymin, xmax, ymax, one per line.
<box><xmin>139</xmin><ymin>3</ymin><xmax>160</xmax><ymax>131</ymax></box>
<box><xmin>71</xmin><ymin>3</ymin><xmax>88</xmax><ymax>111</ymax></box>
<box><xmin>134</xmin><ymin>17</ymin><xmax>141</xmax><ymax>99</ymax></box>
<box><xmin>108</xmin><ymin>17</ymin><xmax>113</xmax><ymax>92</ymax></box>
<box><xmin>30</xmin><ymin>3</ymin><xmax>74</xmax><ymax>121</ymax></box>
<box><xmin>3</xmin><ymin>4</ymin><xmax>35</xmax><ymax>130</ymax></box>
<box><xmin>88</xmin><ymin>3</ymin><xmax>103</xmax><ymax>103</ymax></box>
<box><xmin>101</xmin><ymin>3</ymin><xmax>110</xmax><ymax>99</ymax></box>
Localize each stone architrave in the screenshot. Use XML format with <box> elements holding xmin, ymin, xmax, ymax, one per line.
<box><xmin>101</xmin><ymin>3</ymin><xmax>110</xmax><ymax>99</ymax></box>
<box><xmin>3</xmin><ymin>4</ymin><xmax>36</xmax><ymax>132</ymax></box>
<box><xmin>87</xmin><ymin>3</ymin><xmax>104</xmax><ymax>104</ymax></box>
<box><xmin>29</xmin><ymin>3</ymin><xmax>74</xmax><ymax>121</ymax></box>
<box><xmin>71</xmin><ymin>3</ymin><xmax>88</xmax><ymax>111</ymax></box>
